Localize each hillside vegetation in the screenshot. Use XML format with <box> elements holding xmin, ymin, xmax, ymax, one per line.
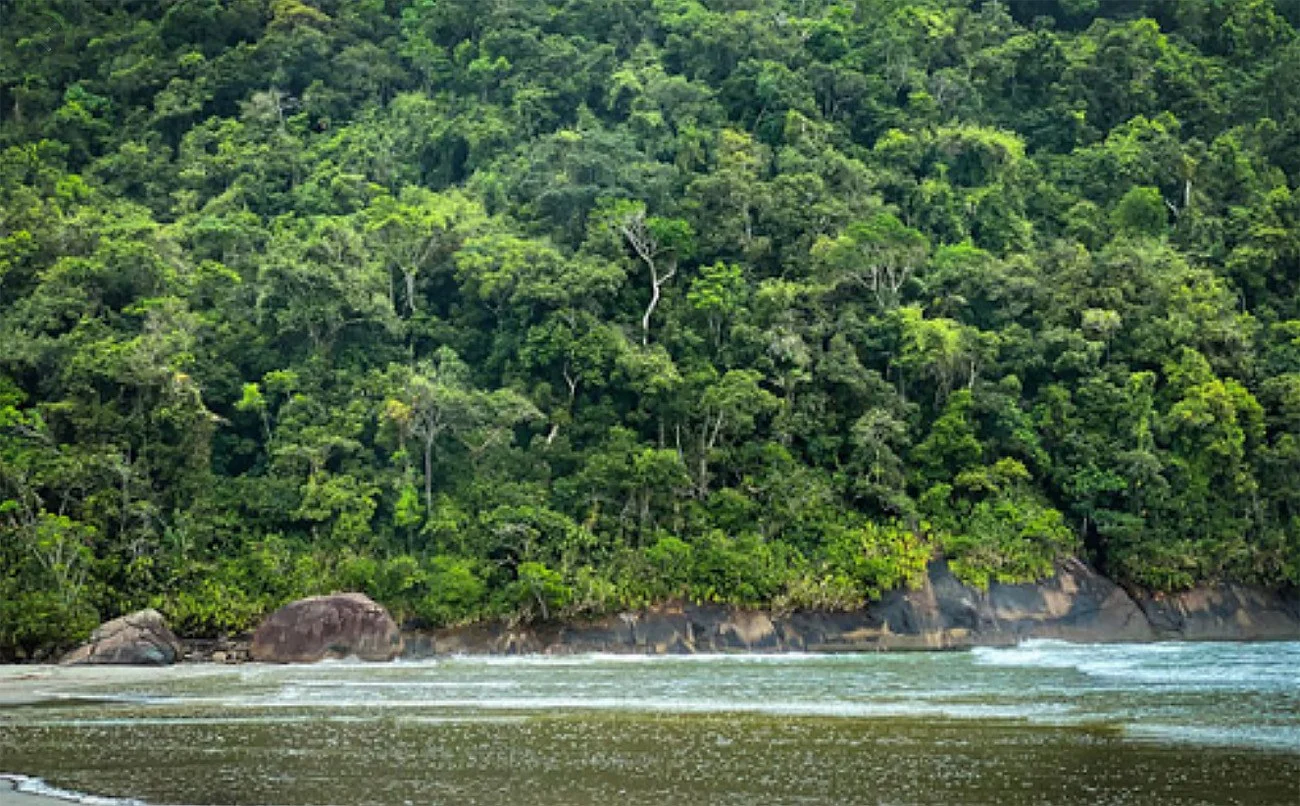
<box><xmin>3</xmin><ymin>0</ymin><xmax>1300</xmax><ymax>658</ymax></box>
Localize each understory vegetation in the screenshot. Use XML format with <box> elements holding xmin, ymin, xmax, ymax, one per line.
<box><xmin>3</xmin><ymin>0</ymin><xmax>1300</xmax><ymax>657</ymax></box>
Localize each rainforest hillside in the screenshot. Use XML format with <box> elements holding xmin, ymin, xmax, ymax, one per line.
<box><xmin>3</xmin><ymin>0</ymin><xmax>1300</xmax><ymax>658</ymax></box>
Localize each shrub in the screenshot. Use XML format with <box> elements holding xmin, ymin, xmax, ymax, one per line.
<box><xmin>0</xmin><ymin>585</ymin><xmax>99</xmax><ymax>661</ymax></box>
<box><xmin>824</xmin><ymin>520</ymin><xmax>931</xmax><ymax>599</ymax></box>
<box><xmin>941</xmin><ymin>495</ymin><xmax>1075</xmax><ymax>589</ymax></box>
<box><xmin>505</xmin><ymin>561</ymin><xmax>572</xmax><ymax>622</ymax></box>
<box><xmin>773</xmin><ymin>572</ymin><xmax>866</xmax><ymax>613</ymax></box>
<box><xmin>686</xmin><ymin>531</ymin><xmax>795</xmax><ymax>606</ymax></box>
<box><xmin>416</xmin><ymin>555</ymin><xmax>489</xmax><ymax>626</ymax></box>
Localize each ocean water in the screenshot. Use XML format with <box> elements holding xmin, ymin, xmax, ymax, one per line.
<box><xmin>1</xmin><ymin>641</ymin><xmax>1298</xmax><ymax>805</ymax></box>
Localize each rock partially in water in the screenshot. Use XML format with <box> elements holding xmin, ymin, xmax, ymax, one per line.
<box><xmin>403</xmin><ymin>560</ymin><xmax>1300</xmax><ymax>657</ymax></box>
<box><xmin>60</xmin><ymin>609</ymin><xmax>184</xmax><ymax>666</ymax></box>
<box><xmin>873</xmin><ymin>557</ymin><xmax>1157</xmax><ymax>648</ymax></box>
<box><xmin>249</xmin><ymin>593</ymin><xmax>403</xmax><ymax>663</ymax></box>
<box><xmin>182</xmin><ymin>636</ymin><xmax>251</xmax><ymax>664</ymax></box>
<box><xmin>1133</xmin><ymin>584</ymin><xmax>1300</xmax><ymax>641</ymax></box>
<box><xmin>404</xmin><ymin>560</ymin><xmax>1155</xmax><ymax>655</ymax></box>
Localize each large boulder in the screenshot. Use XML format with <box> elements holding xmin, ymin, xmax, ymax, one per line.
<box><xmin>249</xmin><ymin>593</ymin><xmax>403</xmax><ymax>663</ymax></box>
<box><xmin>60</xmin><ymin>609</ymin><xmax>184</xmax><ymax>666</ymax></box>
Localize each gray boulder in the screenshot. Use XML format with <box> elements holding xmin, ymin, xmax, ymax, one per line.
<box><xmin>60</xmin><ymin>609</ymin><xmax>184</xmax><ymax>666</ymax></box>
<box><xmin>249</xmin><ymin>593</ymin><xmax>403</xmax><ymax>663</ymax></box>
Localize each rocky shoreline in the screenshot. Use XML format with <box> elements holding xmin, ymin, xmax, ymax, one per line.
<box><xmin>404</xmin><ymin>560</ymin><xmax>1300</xmax><ymax>656</ymax></box>
<box><xmin>74</xmin><ymin>560</ymin><xmax>1300</xmax><ymax>664</ymax></box>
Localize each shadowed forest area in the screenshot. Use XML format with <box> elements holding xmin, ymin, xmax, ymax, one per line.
<box><xmin>3</xmin><ymin>0</ymin><xmax>1300</xmax><ymax>659</ymax></box>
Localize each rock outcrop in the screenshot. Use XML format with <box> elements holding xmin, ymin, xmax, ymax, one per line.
<box><xmin>60</xmin><ymin>609</ymin><xmax>184</xmax><ymax>666</ymax></box>
<box><xmin>404</xmin><ymin>560</ymin><xmax>1300</xmax><ymax>656</ymax></box>
<box><xmin>807</xmin><ymin>556</ymin><xmax>1157</xmax><ymax>650</ymax></box>
<box><xmin>249</xmin><ymin>593</ymin><xmax>403</xmax><ymax>663</ymax></box>
<box><xmin>182</xmin><ymin>636</ymin><xmax>251</xmax><ymax>664</ymax></box>
<box><xmin>1133</xmin><ymin>584</ymin><xmax>1300</xmax><ymax>641</ymax></box>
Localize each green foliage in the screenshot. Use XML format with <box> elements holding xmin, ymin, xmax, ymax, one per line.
<box><xmin>923</xmin><ymin>458</ymin><xmax>1078</xmax><ymax>589</ymax></box>
<box><xmin>3</xmin><ymin>0</ymin><xmax>1300</xmax><ymax>657</ymax></box>
<box><xmin>0</xmin><ymin>585</ymin><xmax>99</xmax><ymax>662</ymax></box>
<box><xmin>824</xmin><ymin>521</ymin><xmax>932</xmax><ymax>600</ymax></box>
<box><xmin>506</xmin><ymin>562</ymin><xmax>572</xmax><ymax>622</ymax></box>
<box><xmin>683</xmin><ymin>532</ymin><xmax>793</xmax><ymax>607</ymax></box>
<box><xmin>1112</xmin><ymin>186</ymin><xmax>1169</xmax><ymax>236</ymax></box>
<box><xmin>941</xmin><ymin>495</ymin><xmax>1076</xmax><ymax>590</ymax></box>
<box><xmin>334</xmin><ymin>552</ymin><xmax>489</xmax><ymax>627</ymax></box>
<box><xmin>418</xmin><ymin>555</ymin><xmax>489</xmax><ymax>626</ymax></box>
<box><xmin>772</xmin><ymin>572</ymin><xmax>866</xmax><ymax>613</ymax></box>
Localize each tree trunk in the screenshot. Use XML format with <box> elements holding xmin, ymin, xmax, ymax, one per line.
<box><xmin>403</xmin><ymin>269</ymin><xmax>418</xmax><ymax>314</ymax></box>
<box><xmin>423</xmin><ymin>435</ymin><xmax>435</xmax><ymax>520</ymax></box>
<box><xmin>642</xmin><ymin>269</ymin><xmax>660</xmax><ymax>346</ymax></box>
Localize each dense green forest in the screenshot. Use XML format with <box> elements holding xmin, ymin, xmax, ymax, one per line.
<box><xmin>3</xmin><ymin>0</ymin><xmax>1300</xmax><ymax>658</ymax></box>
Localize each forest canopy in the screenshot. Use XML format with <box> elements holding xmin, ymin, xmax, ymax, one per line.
<box><xmin>3</xmin><ymin>0</ymin><xmax>1300</xmax><ymax>658</ymax></box>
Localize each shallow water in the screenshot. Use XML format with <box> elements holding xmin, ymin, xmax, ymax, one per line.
<box><xmin>2</xmin><ymin>641</ymin><xmax>1299</xmax><ymax>805</ymax></box>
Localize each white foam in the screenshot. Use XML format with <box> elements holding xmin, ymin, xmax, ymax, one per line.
<box><xmin>970</xmin><ymin>639</ymin><xmax>1300</xmax><ymax>689</ymax></box>
<box><xmin>9</xmin><ymin>641</ymin><xmax>1298</xmax><ymax>763</ymax></box>
<box><xmin>1</xmin><ymin>774</ymin><xmax>153</xmax><ymax>806</ymax></box>
<box><xmin>439</xmin><ymin>651</ymin><xmax>847</xmax><ymax>667</ymax></box>
<box><xmin>284</xmin><ymin>679</ymin><xmax>518</xmax><ymax>689</ymax></box>
<box><xmin>1125</xmin><ymin>723</ymin><xmax>1300</xmax><ymax>752</ymax></box>
<box><xmin>193</xmin><ymin>692</ymin><xmax>1072</xmax><ymax>721</ymax></box>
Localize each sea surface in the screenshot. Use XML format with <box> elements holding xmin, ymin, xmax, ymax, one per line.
<box><xmin>2</xmin><ymin>641</ymin><xmax>1299</xmax><ymax>805</ymax></box>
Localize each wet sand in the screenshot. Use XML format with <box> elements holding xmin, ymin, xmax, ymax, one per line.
<box><xmin>2</xmin><ymin>669</ymin><xmax>156</xmax><ymax>805</ymax></box>
<box><xmin>0</xmin><ymin>669</ymin><xmax>55</xmax><ymax>707</ymax></box>
<box><xmin>1</xmin><ymin>674</ymin><xmax>74</xmax><ymax>802</ymax></box>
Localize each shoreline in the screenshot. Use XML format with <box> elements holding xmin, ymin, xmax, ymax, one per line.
<box><xmin>11</xmin><ymin>560</ymin><xmax>1300</xmax><ymax>665</ymax></box>
<box><xmin>0</xmin><ymin>775</ymin><xmax>143</xmax><ymax>806</ymax></box>
<box><xmin>1</xmin><ymin>633</ymin><xmax>1298</xmax><ymax>672</ymax></box>
<box><xmin>0</xmin><ymin>779</ymin><xmax>48</xmax><ymax>806</ymax></box>
<box><xmin>400</xmin><ymin>561</ymin><xmax>1300</xmax><ymax>657</ymax></box>
<box><xmin>5</xmin><ymin>643</ymin><xmax>1299</xmax><ymax>806</ymax></box>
